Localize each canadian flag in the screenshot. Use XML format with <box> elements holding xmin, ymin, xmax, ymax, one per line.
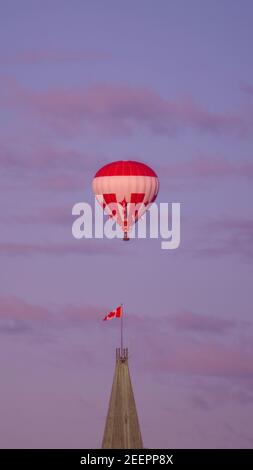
<box><xmin>103</xmin><ymin>305</ymin><xmax>122</xmax><ymax>321</ymax></box>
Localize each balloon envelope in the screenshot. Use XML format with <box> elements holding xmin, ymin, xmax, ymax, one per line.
<box><xmin>92</xmin><ymin>160</ymin><xmax>159</xmax><ymax>239</ymax></box>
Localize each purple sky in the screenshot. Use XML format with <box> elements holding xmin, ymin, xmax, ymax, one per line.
<box><xmin>0</xmin><ymin>0</ymin><xmax>253</xmax><ymax>448</ymax></box>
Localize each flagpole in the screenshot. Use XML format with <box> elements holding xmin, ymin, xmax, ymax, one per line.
<box><xmin>121</xmin><ymin>303</ymin><xmax>123</xmax><ymax>356</ymax></box>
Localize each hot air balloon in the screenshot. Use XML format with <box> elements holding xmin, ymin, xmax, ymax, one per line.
<box><xmin>92</xmin><ymin>160</ymin><xmax>159</xmax><ymax>240</ymax></box>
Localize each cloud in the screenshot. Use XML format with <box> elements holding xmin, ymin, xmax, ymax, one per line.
<box><xmin>0</xmin><ymin>295</ymin><xmax>49</xmax><ymax>320</ymax></box>
<box><xmin>170</xmin><ymin>310</ymin><xmax>235</xmax><ymax>334</ymax></box>
<box><xmin>191</xmin><ymin>394</ymin><xmax>211</xmax><ymax>411</ymax></box>
<box><xmin>13</xmin><ymin>207</ymin><xmax>73</xmax><ymax>226</ymax></box>
<box><xmin>36</xmin><ymin>172</ymin><xmax>88</xmax><ymax>191</ymax></box>
<box><xmin>240</xmin><ymin>82</ymin><xmax>253</xmax><ymax>96</ymax></box>
<box><xmin>0</xmin><ymin>295</ymin><xmax>105</xmax><ymax>336</ymax></box>
<box><xmin>216</xmin><ymin>218</ymin><xmax>253</xmax><ymax>233</ymax></box>
<box><xmin>116</xmin><ymin>310</ymin><xmax>253</xmax><ymax>378</ymax></box>
<box><xmin>0</xmin><ymin>143</ymin><xmax>94</xmax><ymax>172</ymax></box>
<box><xmin>145</xmin><ymin>337</ymin><xmax>253</xmax><ymax>378</ymax></box>
<box><xmin>192</xmin><ymin>381</ymin><xmax>253</xmax><ymax>411</ymax></box>
<box><xmin>1</xmin><ymin>295</ymin><xmax>252</xmax><ymax>380</ymax></box>
<box><xmin>0</xmin><ymin>320</ymin><xmax>32</xmax><ymax>335</ymax></box>
<box><xmin>122</xmin><ymin>309</ymin><xmax>253</xmax><ymax>378</ymax></box>
<box><xmin>159</xmin><ymin>156</ymin><xmax>253</xmax><ymax>180</ymax></box>
<box><xmin>2</xmin><ymin>140</ymin><xmax>252</xmax><ymax>191</ymax></box>
<box><xmin>2</xmin><ymin>81</ymin><xmax>251</xmax><ymax>138</ymax></box>
<box><xmin>62</xmin><ymin>304</ymin><xmax>104</xmax><ymax>323</ymax></box>
<box><xmin>0</xmin><ymin>49</ymin><xmax>109</xmax><ymax>65</ymax></box>
<box><xmin>0</xmin><ymin>240</ymin><xmax>125</xmax><ymax>257</ymax></box>
<box><xmin>197</xmin><ymin>218</ymin><xmax>253</xmax><ymax>260</ymax></box>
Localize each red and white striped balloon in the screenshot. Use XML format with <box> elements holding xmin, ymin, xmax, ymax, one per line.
<box><xmin>92</xmin><ymin>160</ymin><xmax>159</xmax><ymax>240</ymax></box>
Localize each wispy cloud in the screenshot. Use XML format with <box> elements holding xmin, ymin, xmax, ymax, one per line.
<box><xmin>0</xmin><ymin>49</ymin><xmax>110</xmax><ymax>66</ymax></box>
<box><xmin>145</xmin><ymin>337</ymin><xmax>253</xmax><ymax>378</ymax></box>
<box><xmin>124</xmin><ymin>310</ymin><xmax>253</xmax><ymax>378</ymax></box>
<box><xmin>0</xmin><ymin>320</ymin><xmax>32</xmax><ymax>335</ymax></box>
<box><xmin>2</xmin><ymin>81</ymin><xmax>252</xmax><ymax>138</ymax></box>
<box><xmin>240</xmin><ymin>82</ymin><xmax>253</xmax><ymax>96</ymax></box>
<box><xmin>35</xmin><ymin>172</ymin><xmax>88</xmax><ymax>191</ymax></box>
<box><xmin>1</xmin><ymin>295</ymin><xmax>252</xmax><ymax>380</ymax></box>
<box><xmin>62</xmin><ymin>304</ymin><xmax>104</xmax><ymax>323</ymax></box>
<box><xmin>0</xmin><ymin>295</ymin><xmax>104</xmax><ymax>335</ymax></box>
<box><xmin>159</xmin><ymin>156</ymin><xmax>253</xmax><ymax>180</ymax></box>
<box><xmin>11</xmin><ymin>207</ymin><xmax>73</xmax><ymax>227</ymax></box>
<box><xmin>191</xmin><ymin>381</ymin><xmax>253</xmax><ymax>412</ymax></box>
<box><xmin>0</xmin><ymin>295</ymin><xmax>49</xmax><ymax>321</ymax></box>
<box><xmin>197</xmin><ymin>218</ymin><xmax>253</xmax><ymax>260</ymax></box>
<box><xmin>0</xmin><ymin>240</ymin><xmax>125</xmax><ymax>257</ymax></box>
<box><xmin>170</xmin><ymin>310</ymin><xmax>235</xmax><ymax>334</ymax></box>
<box><xmin>0</xmin><ymin>143</ymin><xmax>95</xmax><ymax>171</ymax></box>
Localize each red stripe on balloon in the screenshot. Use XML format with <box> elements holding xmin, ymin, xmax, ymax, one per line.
<box><xmin>94</xmin><ymin>160</ymin><xmax>157</xmax><ymax>177</ymax></box>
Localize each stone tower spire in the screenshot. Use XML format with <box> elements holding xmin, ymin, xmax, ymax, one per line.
<box><xmin>102</xmin><ymin>348</ymin><xmax>143</xmax><ymax>449</ymax></box>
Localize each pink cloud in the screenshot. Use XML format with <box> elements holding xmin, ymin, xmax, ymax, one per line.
<box><xmin>217</xmin><ymin>218</ymin><xmax>253</xmax><ymax>233</ymax></box>
<box><xmin>145</xmin><ymin>337</ymin><xmax>253</xmax><ymax>378</ymax></box>
<box><xmin>0</xmin><ymin>296</ymin><xmax>106</xmax><ymax>330</ymax></box>
<box><xmin>197</xmin><ymin>218</ymin><xmax>253</xmax><ymax>260</ymax></box>
<box><xmin>5</xmin><ymin>206</ymin><xmax>73</xmax><ymax>227</ymax></box>
<box><xmin>240</xmin><ymin>82</ymin><xmax>253</xmax><ymax>96</ymax></box>
<box><xmin>62</xmin><ymin>304</ymin><xmax>104</xmax><ymax>323</ymax></box>
<box><xmin>0</xmin><ymin>49</ymin><xmax>109</xmax><ymax>65</ymax></box>
<box><xmin>18</xmin><ymin>207</ymin><xmax>72</xmax><ymax>226</ymax></box>
<box><xmin>158</xmin><ymin>156</ymin><xmax>253</xmax><ymax>179</ymax></box>
<box><xmin>0</xmin><ymin>241</ymin><xmax>124</xmax><ymax>256</ymax></box>
<box><xmin>170</xmin><ymin>310</ymin><xmax>235</xmax><ymax>334</ymax></box>
<box><xmin>192</xmin><ymin>381</ymin><xmax>253</xmax><ymax>411</ymax></box>
<box><xmin>2</xmin><ymin>81</ymin><xmax>251</xmax><ymax>138</ymax></box>
<box><xmin>0</xmin><ymin>143</ymin><xmax>94</xmax><ymax>171</ymax></box>
<box><xmin>0</xmin><ymin>295</ymin><xmax>49</xmax><ymax>320</ymax></box>
<box><xmin>2</xmin><ymin>140</ymin><xmax>252</xmax><ymax>185</ymax></box>
<box><xmin>0</xmin><ymin>295</ymin><xmax>252</xmax><ymax>380</ymax></box>
<box><xmin>124</xmin><ymin>310</ymin><xmax>253</xmax><ymax>378</ymax></box>
<box><xmin>36</xmin><ymin>173</ymin><xmax>85</xmax><ymax>191</ymax></box>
